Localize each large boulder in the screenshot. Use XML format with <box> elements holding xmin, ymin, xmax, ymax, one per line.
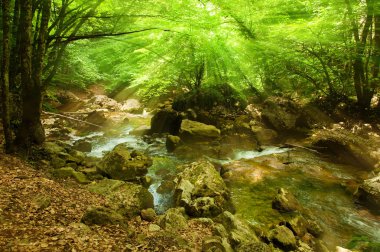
<box><xmin>97</xmin><ymin>143</ymin><xmax>152</xmax><ymax>181</ymax></box>
<box><xmin>150</xmin><ymin>108</ymin><xmax>182</xmax><ymax>135</ymax></box>
<box><xmin>87</xmin><ymin>179</ymin><xmax>153</xmax><ymax>217</ymax></box>
<box><xmin>260</xmin><ymin>97</ymin><xmax>300</xmax><ymax>131</ymax></box>
<box><xmin>174</xmin><ymin>161</ymin><xmax>231</xmax><ymax>217</ymax></box>
<box><xmin>247</xmin><ymin>97</ymin><xmax>332</xmax><ymax>133</ymax></box>
<box><xmin>180</xmin><ymin>119</ymin><xmax>221</xmax><ymax>140</ymax></box>
<box><xmin>88</xmin><ymin>95</ymin><xmax>121</xmax><ymax>111</ymax></box>
<box><xmin>310</xmin><ymin>128</ymin><xmax>379</xmax><ymax>170</ymax></box>
<box><xmin>357</xmin><ymin>175</ymin><xmax>380</xmax><ymax>213</ymax></box>
<box><xmin>120</xmin><ymin>99</ymin><xmax>142</xmax><ymax>113</ymax></box>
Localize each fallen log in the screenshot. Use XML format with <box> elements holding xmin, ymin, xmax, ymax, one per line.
<box><xmin>42</xmin><ymin>111</ymin><xmax>102</xmax><ymax>128</ymax></box>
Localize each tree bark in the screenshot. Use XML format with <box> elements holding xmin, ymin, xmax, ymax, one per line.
<box><xmin>1</xmin><ymin>0</ymin><xmax>13</xmax><ymax>153</ymax></box>
<box><xmin>15</xmin><ymin>0</ymin><xmax>45</xmax><ymax>150</ymax></box>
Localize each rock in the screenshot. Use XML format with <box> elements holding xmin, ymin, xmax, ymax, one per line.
<box><xmin>184</xmin><ymin>108</ymin><xmax>197</xmax><ymax>120</ymax></box>
<box><xmin>260</xmin><ymin>97</ymin><xmax>300</xmax><ymax>131</ymax></box>
<box><xmin>310</xmin><ymin>128</ymin><xmax>379</xmax><ymax>170</ymax></box>
<box><xmin>81</xmin><ymin>206</ymin><xmax>127</xmax><ymax>227</ymax></box>
<box><xmin>97</xmin><ymin>144</ymin><xmax>152</xmax><ymax>181</ymax></box>
<box><xmin>158</xmin><ymin>207</ymin><xmax>188</xmax><ymax>231</ymax></box>
<box><xmin>215</xmin><ymin>211</ymin><xmax>259</xmax><ymax>248</ymax></box>
<box><xmin>86</xmin><ymin>110</ymin><xmax>108</xmax><ymax>126</ymax></box>
<box><xmin>306</xmin><ymin>219</ymin><xmax>323</xmax><ymax>238</ymax></box>
<box><xmin>202</xmin><ymin>236</ymin><xmax>233</xmax><ymax>252</ymax></box>
<box><xmin>221</xmin><ymin>159</ymin><xmax>278</xmax><ymax>184</ymax></box>
<box><xmin>236</xmin><ymin>242</ymin><xmax>272</xmax><ymax>252</ymax></box>
<box><xmin>285</xmin><ymin>215</ymin><xmax>309</xmax><ymax>237</ymax></box>
<box><xmin>150</xmin><ymin>108</ymin><xmax>182</xmax><ymax>135</ymax></box>
<box><xmin>269</xmin><ymin>225</ymin><xmax>297</xmax><ymax>251</ymax></box>
<box><xmin>272</xmin><ymin>188</ymin><xmax>302</xmax><ymax>213</ymax></box>
<box><xmin>66</xmin><ymin>162</ymin><xmax>78</xmax><ymax>169</ymax></box>
<box><xmin>87</xmin><ymin>179</ymin><xmax>153</xmax><ymax>217</ymax></box>
<box><xmin>130</xmin><ymin>125</ymin><xmax>151</xmax><ymax>136</ymax></box>
<box><xmin>52</xmin><ymin>167</ymin><xmax>76</xmax><ymax>178</ymax></box>
<box><xmin>180</xmin><ymin>119</ymin><xmax>221</xmax><ymax>140</ymax></box>
<box><xmin>66</xmin><ymin>151</ymin><xmax>84</xmax><ymax>164</ymax></box>
<box><xmin>251</xmin><ymin>126</ymin><xmax>278</xmax><ymax>145</ymax></box>
<box><xmin>336</xmin><ymin>247</ymin><xmax>353</xmax><ymax>252</ymax></box>
<box><xmin>120</xmin><ymin>99</ymin><xmax>142</xmax><ymax>113</ymax></box>
<box><xmin>296</xmin><ymin>241</ymin><xmax>314</xmax><ymax>252</ymax></box>
<box><xmin>88</xmin><ymin>95</ymin><xmax>121</xmax><ymax>111</ymax></box>
<box><xmin>141</xmin><ymin>208</ymin><xmax>156</xmax><ymax>222</ymax></box>
<box><xmin>174</xmin><ymin>161</ymin><xmax>231</xmax><ymax>217</ymax></box>
<box><xmin>51</xmin><ymin>156</ymin><xmax>66</xmax><ymax>169</ymax></box>
<box><xmin>72</xmin><ymin>171</ymin><xmax>91</xmax><ymax>184</ymax></box>
<box><xmin>212</xmin><ymin>223</ymin><xmax>229</xmax><ymax>238</ymax></box>
<box><xmin>157</xmin><ymin>180</ymin><xmax>175</xmax><ymax>194</ymax></box>
<box><xmin>52</xmin><ymin>167</ymin><xmax>90</xmax><ymax>184</ymax></box>
<box><xmin>82</xmin><ymin>156</ymin><xmax>100</xmax><ymax>167</ymax></box>
<box><xmin>43</xmin><ymin>142</ymin><xmax>66</xmax><ymax>155</ymax></box>
<box><xmin>148</xmin><ymin>224</ymin><xmax>161</xmax><ymax>232</ymax></box>
<box><xmin>357</xmin><ymin>175</ymin><xmax>380</xmax><ymax>213</ymax></box>
<box><xmin>80</xmin><ymin>167</ymin><xmax>103</xmax><ymax>180</ymax></box>
<box><xmin>141</xmin><ymin>175</ymin><xmax>153</xmax><ymax>188</ymax></box>
<box><xmin>73</xmin><ymin>140</ymin><xmax>92</xmax><ymax>152</ymax></box>
<box><xmin>166</xmin><ymin>135</ymin><xmax>181</xmax><ymax>152</ymax></box>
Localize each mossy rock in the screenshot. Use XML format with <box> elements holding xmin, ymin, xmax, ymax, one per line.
<box><xmin>214</xmin><ymin>211</ymin><xmax>259</xmax><ymax>248</ymax></box>
<box><xmin>51</xmin><ymin>156</ymin><xmax>66</xmax><ymax>169</ymax></box>
<box><xmin>97</xmin><ymin>144</ymin><xmax>152</xmax><ymax>181</ymax></box>
<box><xmin>174</xmin><ymin>161</ymin><xmax>231</xmax><ymax>217</ymax></box>
<box><xmin>81</xmin><ymin>206</ymin><xmax>127</xmax><ymax>228</ymax></box>
<box><xmin>52</xmin><ymin>167</ymin><xmax>90</xmax><ymax>184</ymax></box>
<box><xmin>180</xmin><ymin>119</ymin><xmax>221</xmax><ymax>140</ymax></box>
<box><xmin>87</xmin><ymin>179</ymin><xmax>153</xmax><ymax>217</ymax></box>
<box><xmin>158</xmin><ymin>207</ymin><xmax>188</xmax><ymax>231</ymax></box>
<box><xmin>269</xmin><ymin>225</ymin><xmax>297</xmax><ymax>251</ymax></box>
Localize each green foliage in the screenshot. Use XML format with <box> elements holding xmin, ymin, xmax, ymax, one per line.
<box><xmin>52</xmin><ymin>41</ymin><xmax>104</xmax><ymax>89</ymax></box>
<box><xmin>51</xmin><ymin>0</ymin><xmax>380</xmax><ymax>110</ymax></box>
<box><xmin>172</xmin><ymin>83</ymin><xmax>247</xmax><ymax>111</ymax></box>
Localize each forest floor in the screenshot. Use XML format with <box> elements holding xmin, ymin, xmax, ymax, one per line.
<box><xmin>0</xmin><ymin>150</ymin><xmax>209</xmax><ymax>252</ymax></box>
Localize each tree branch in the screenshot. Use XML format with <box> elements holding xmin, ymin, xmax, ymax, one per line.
<box><xmin>51</xmin><ymin>28</ymin><xmax>160</xmax><ymax>42</ymax></box>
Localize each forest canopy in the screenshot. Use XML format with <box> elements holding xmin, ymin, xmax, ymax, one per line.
<box><xmin>0</xmin><ymin>0</ymin><xmax>380</xmax><ymax>152</ymax></box>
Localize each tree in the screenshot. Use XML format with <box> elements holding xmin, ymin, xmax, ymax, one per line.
<box><xmin>1</xmin><ymin>0</ymin><xmax>13</xmax><ymax>153</ymax></box>
<box><xmin>345</xmin><ymin>0</ymin><xmax>380</xmax><ymax>110</ymax></box>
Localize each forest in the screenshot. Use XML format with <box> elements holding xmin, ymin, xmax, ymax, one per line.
<box><xmin>0</xmin><ymin>0</ymin><xmax>380</xmax><ymax>251</ymax></box>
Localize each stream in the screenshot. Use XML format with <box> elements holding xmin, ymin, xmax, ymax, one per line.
<box><xmin>72</xmin><ymin>112</ymin><xmax>380</xmax><ymax>250</ymax></box>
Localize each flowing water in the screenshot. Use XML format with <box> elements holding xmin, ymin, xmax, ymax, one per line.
<box><xmin>73</xmin><ymin>113</ymin><xmax>380</xmax><ymax>250</ymax></box>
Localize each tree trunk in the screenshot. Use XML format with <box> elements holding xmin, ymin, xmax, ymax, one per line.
<box><xmin>1</xmin><ymin>0</ymin><xmax>13</xmax><ymax>153</ymax></box>
<box><xmin>372</xmin><ymin>14</ymin><xmax>380</xmax><ymax>97</ymax></box>
<box><xmin>15</xmin><ymin>0</ymin><xmax>45</xmax><ymax>150</ymax></box>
